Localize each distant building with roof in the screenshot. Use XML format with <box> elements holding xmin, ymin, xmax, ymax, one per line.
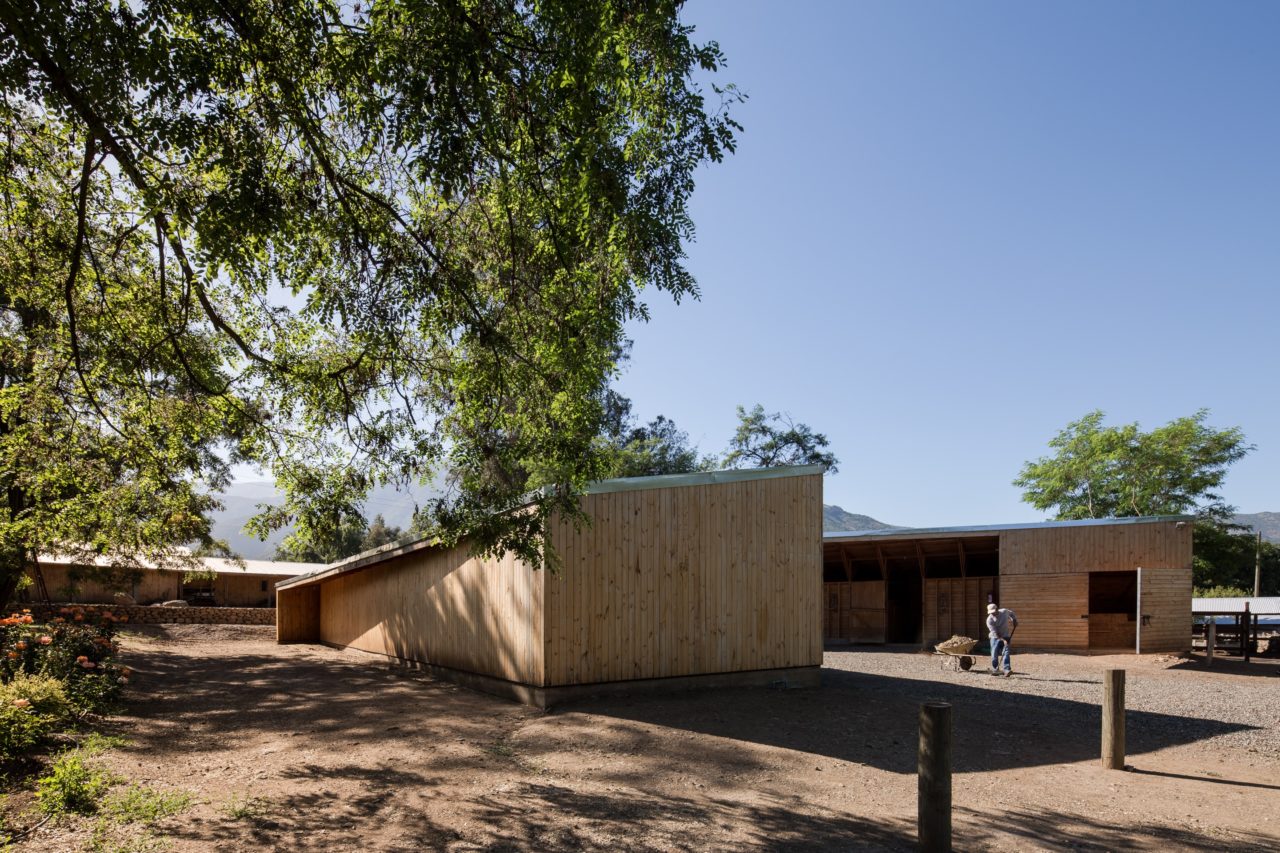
<box><xmin>823</xmin><ymin>515</ymin><xmax>1193</xmax><ymax>653</ymax></box>
<box><xmin>30</xmin><ymin>554</ymin><xmax>322</xmax><ymax>608</ymax></box>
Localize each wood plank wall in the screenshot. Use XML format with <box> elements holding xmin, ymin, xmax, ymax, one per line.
<box><xmin>923</xmin><ymin>577</ymin><xmax>997</xmax><ymax>646</ymax></box>
<box><xmin>823</xmin><ymin>580</ymin><xmax>885</xmax><ymax>642</ymax></box>
<box><xmin>541</xmin><ymin>472</ymin><xmax>823</xmax><ymax>686</ymax></box>
<box><xmin>314</xmin><ymin>546</ymin><xmax>545</xmax><ymax>685</ymax></box>
<box><xmin>277</xmin><ymin>585</ymin><xmax>320</xmax><ymax>643</ymax></box>
<box><xmin>1139</xmin><ymin>567</ymin><xmax>1192</xmax><ymax>653</ymax></box>
<box><xmin>1000</xmin><ymin>521</ymin><xmax>1192</xmax><ymax>575</ymax></box>
<box><xmin>1000</xmin><ymin>574</ymin><xmax>1089</xmax><ymax>649</ymax></box>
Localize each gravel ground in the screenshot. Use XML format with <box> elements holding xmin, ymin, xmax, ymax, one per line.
<box><xmin>823</xmin><ymin>645</ymin><xmax>1280</xmax><ymax>759</ymax></box>
<box><xmin>10</xmin><ymin>628</ymin><xmax>1278</xmax><ymax>851</ymax></box>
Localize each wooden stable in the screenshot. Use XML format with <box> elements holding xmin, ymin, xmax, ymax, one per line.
<box><xmin>30</xmin><ymin>556</ymin><xmax>317</xmax><ymax>607</ymax></box>
<box><xmin>277</xmin><ymin>466</ymin><xmax>824</xmax><ymax>706</ymax></box>
<box><xmin>823</xmin><ymin>517</ymin><xmax>1193</xmax><ymax>653</ymax></box>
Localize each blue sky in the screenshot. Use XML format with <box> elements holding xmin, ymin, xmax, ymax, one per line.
<box><xmin>614</xmin><ymin>1</ymin><xmax>1280</xmax><ymax>526</ymax></box>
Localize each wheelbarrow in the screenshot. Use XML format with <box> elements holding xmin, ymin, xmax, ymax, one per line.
<box><xmin>933</xmin><ymin>638</ymin><xmax>979</xmax><ymax>672</ymax></box>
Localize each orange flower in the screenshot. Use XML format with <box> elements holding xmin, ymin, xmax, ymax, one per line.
<box><xmin>20</xmin><ymin>615</ymin><xmax>32</xmax><ymax>623</ymax></box>
<box><xmin>12</xmin><ymin>698</ymin><xmax>29</xmax><ymax>708</ymax></box>
<box><xmin>5</xmin><ymin>652</ymin><xmax>17</xmax><ymax>660</ymax></box>
<box><xmin>14</xmin><ymin>641</ymin><xmax>26</xmax><ymax>650</ymax></box>
<box><xmin>73</xmin><ymin>613</ymin><xmax>84</xmax><ymax>622</ymax></box>
<box><xmin>121</xmin><ymin>667</ymin><xmax>132</xmax><ymax>677</ymax></box>
<box><xmin>52</xmin><ymin>617</ymin><xmax>66</xmax><ymax>624</ymax></box>
<box><xmin>117</xmin><ymin>615</ymin><xmax>129</xmax><ymax>623</ymax></box>
<box><xmin>38</xmin><ymin>636</ymin><xmax>52</xmax><ymax>645</ymax></box>
<box><xmin>75</xmin><ymin>655</ymin><xmax>89</xmax><ymax>663</ymax></box>
<box><xmin>79</xmin><ymin>660</ymin><xmax>96</xmax><ymax>669</ymax></box>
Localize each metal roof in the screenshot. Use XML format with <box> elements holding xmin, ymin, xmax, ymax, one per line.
<box><xmin>1192</xmin><ymin>596</ymin><xmax>1280</xmax><ymax>615</ymax></box>
<box><xmin>823</xmin><ymin>515</ymin><xmax>1193</xmax><ymax>543</ymax></box>
<box><xmin>278</xmin><ymin>464</ymin><xmax>827</xmax><ymax>591</ymax></box>
<box><xmin>39</xmin><ymin>554</ymin><xmax>322</xmax><ymax>577</ymax></box>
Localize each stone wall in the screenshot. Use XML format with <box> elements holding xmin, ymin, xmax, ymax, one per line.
<box><xmin>25</xmin><ymin>603</ymin><xmax>276</xmax><ymax>626</ymax></box>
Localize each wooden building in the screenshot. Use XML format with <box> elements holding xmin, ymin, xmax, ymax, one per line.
<box><xmin>823</xmin><ymin>517</ymin><xmax>1193</xmax><ymax>653</ymax></box>
<box><xmin>33</xmin><ymin>556</ymin><xmax>320</xmax><ymax>607</ymax></box>
<box><xmin>277</xmin><ymin>465</ymin><xmax>825</xmax><ymax>706</ymax></box>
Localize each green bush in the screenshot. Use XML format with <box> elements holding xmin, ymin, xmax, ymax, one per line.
<box><xmin>0</xmin><ymin>672</ymin><xmax>73</xmax><ymax>760</ymax></box>
<box><xmin>35</xmin><ymin>750</ymin><xmax>116</xmax><ymax>816</ymax></box>
<box><xmin>1</xmin><ymin>608</ymin><xmax>127</xmax><ymax>714</ymax></box>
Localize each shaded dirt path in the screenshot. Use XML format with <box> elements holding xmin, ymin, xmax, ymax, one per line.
<box><xmin>20</xmin><ymin>627</ymin><xmax>1280</xmax><ymax>852</ymax></box>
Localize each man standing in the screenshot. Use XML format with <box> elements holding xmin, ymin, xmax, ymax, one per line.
<box><xmin>987</xmin><ymin>602</ymin><xmax>1018</xmax><ymax>677</ymax></box>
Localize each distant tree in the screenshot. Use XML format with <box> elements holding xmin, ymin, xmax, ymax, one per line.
<box><xmin>602</xmin><ymin>415</ymin><xmax>709</xmax><ymax>478</ymax></box>
<box><xmin>1015</xmin><ymin>410</ymin><xmax>1263</xmax><ymax>594</ymax></box>
<box><xmin>274</xmin><ymin>512</ymin><xmax>367</xmax><ymax>565</ymax></box>
<box><xmin>1191</xmin><ymin>524</ymin><xmax>1278</xmax><ymax>597</ymax></box>
<box><xmin>1013</xmin><ymin>410</ymin><xmax>1251</xmax><ymax>521</ymax></box>
<box><xmin>722</xmin><ymin>405</ymin><xmax>839</xmax><ymax>473</ymax></box>
<box><xmin>361</xmin><ymin>515</ymin><xmax>406</xmax><ymax>552</ymax></box>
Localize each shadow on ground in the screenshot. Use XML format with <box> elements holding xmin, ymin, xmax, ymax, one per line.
<box><xmin>554</xmin><ymin>665</ymin><xmax>1258</xmax><ymax>776</ymax></box>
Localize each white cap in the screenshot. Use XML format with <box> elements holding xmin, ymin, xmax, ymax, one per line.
<box><xmin>987</xmin><ymin>603</ymin><xmax>997</xmax><ymax>613</ymax></box>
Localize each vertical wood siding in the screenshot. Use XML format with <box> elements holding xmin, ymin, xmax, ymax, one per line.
<box><xmin>822</xmin><ymin>581</ymin><xmax>885</xmax><ymax>642</ymax></box>
<box><xmin>1139</xmin><ymin>567</ymin><xmax>1192</xmax><ymax>652</ymax></box>
<box><xmin>923</xmin><ymin>577</ymin><xmax>997</xmax><ymax>646</ymax></box>
<box><xmin>277</xmin><ymin>585</ymin><xmax>320</xmax><ymax>643</ymax></box>
<box><xmin>1000</xmin><ymin>521</ymin><xmax>1192</xmax><ymax>575</ymax></box>
<box><xmin>541</xmin><ymin>473</ymin><xmax>823</xmax><ymax>686</ymax></box>
<box><xmin>315</xmin><ymin>547</ymin><xmax>545</xmax><ymax>686</ymax></box>
<box><xmin>1000</xmin><ymin>574</ymin><xmax>1089</xmax><ymax>649</ymax></box>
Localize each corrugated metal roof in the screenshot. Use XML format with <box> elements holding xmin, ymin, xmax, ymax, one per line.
<box><xmin>1192</xmin><ymin>596</ymin><xmax>1280</xmax><ymax>614</ymax></box>
<box><xmin>823</xmin><ymin>515</ymin><xmax>1193</xmax><ymax>543</ymax></box>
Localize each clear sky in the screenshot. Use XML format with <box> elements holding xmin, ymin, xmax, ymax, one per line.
<box><xmin>614</xmin><ymin>1</ymin><xmax>1280</xmax><ymax>526</ymax></box>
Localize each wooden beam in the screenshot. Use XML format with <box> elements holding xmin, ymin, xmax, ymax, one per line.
<box><xmin>841</xmin><ymin>546</ymin><xmax>853</xmax><ymax>583</ymax></box>
<box><xmin>957</xmin><ymin>540</ymin><xmax>967</xmax><ymax>578</ymax></box>
<box><xmin>875</xmin><ymin>545</ymin><xmax>888</xmax><ymax>580</ymax></box>
<box><xmin>916</xmin><ymin>542</ymin><xmax>927</xmax><ymax>580</ymax></box>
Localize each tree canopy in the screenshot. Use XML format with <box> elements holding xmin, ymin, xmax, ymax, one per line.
<box><xmin>1013</xmin><ymin>410</ymin><xmax>1250</xmax><ymax>521</ymax></box>
<box><xmin>0</xmin><ymin>0</ymin><xmax>740</xmax><ymax>592</ymax></box>
<box><xmin>722</xmin><ymin>404</ymin><xmax>839</xmax><ymax>473</ymax></box>
<box><xmin>1014</xmin><ymin>410</ymin><xmax>1263</xmax><ymax>595</ymax></box>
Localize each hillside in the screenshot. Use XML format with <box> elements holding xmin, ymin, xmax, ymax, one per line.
<box><xmin>1231</xmin><ymin>512</ymin><xmax>1280</xmax><ymax>544</ymax></box>
<box><xmin>823</xmin><ymin>505</ymin><xmax>895</xmax><ymax>533</ymax></box>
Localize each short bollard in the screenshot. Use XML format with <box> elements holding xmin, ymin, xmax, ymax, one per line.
<box><xmin>1102</xmin><ymin>669</ymin><xmax>1125</xmax><ymax>770</ymax></box>
<box><xmin>918</xmin><ymin>701</ymin><xmax>952</xmax><ymax>852</ymax></box>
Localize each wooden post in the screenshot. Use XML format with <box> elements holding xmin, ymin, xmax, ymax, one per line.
<box><xmin>1135</xmin><ymin>567</ymin><xmax>1142</xmax><ymax>654</ymax></box>
<box><xmin>1256</xmin><ymin>531</ymin><xmax>1263</xmax><ymax>597</ymax></box>
<box><xmin>1206</xmin><ymin>619</ymin><xmax>1215</xmax><ymax>667</ymax></box>
<box><xmin>1243</xmin><ymin>603</ymin><xmax>1252</xmax><ymax>663</ymax></box>
<box><xmin>918</xmin><ymin>701</ymin><xmax>952</xmax><ymax>852</ymax></box>
<box><xmin>1102</xmin><ymin>669</ymin><xmax>1125</xmax><ymax>770</ymax></box>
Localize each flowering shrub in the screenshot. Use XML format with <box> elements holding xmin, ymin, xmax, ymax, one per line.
<box><xmin>0</xmin><ymin>608</ymin><xmax>126</xmax><ymax>715</ymax></box>
<box><xmin>0</xmin><ymin>672</ymin><xmax>73</xmax><ymax>759</ymax></box>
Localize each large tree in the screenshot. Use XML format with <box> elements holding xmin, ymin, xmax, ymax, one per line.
<box><xmin>1014</xmin><ymin>410</ymin><xmax>1260</xmax><ymax>593</ymax></box>
<box><xmin>1013</xmin><ymin>410</ymin><xmax>1251</xmax><ymax>521</ymax></box>
<box><xmin>0</xmin><ymin>0</ymin><xmax>739</xmax><ymax>590</ymax></box>
<box><xmin>0</xmin><ymin>107</ymin><xmax>252</xmax><ymax>604</ymax></box>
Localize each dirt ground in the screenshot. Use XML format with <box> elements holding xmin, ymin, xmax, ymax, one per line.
<box><xmin>14</xmin><ymin>626</ymin><xmax>1280</xmax><ymax>852</ymax></box>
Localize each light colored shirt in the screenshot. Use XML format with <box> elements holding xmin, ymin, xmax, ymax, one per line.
<box><xmin>987</xmin><ymin>608</ymin><xmax>1018</xmax><ymax>641</ymax></box>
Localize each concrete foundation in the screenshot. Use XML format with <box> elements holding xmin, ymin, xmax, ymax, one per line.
<box><xmin>317</xmin><ymin>642</ymin><xmax>820</xmax><ymax>708</ymax></box>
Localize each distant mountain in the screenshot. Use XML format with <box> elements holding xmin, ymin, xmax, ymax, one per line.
<box><xmin>1232</xmin><ymin>512</ymin><xmax>1280</xmax><ymax>544</ymax></box>
<box><xmin>823</xmin><ymin>504</ymin><xmax>895</xmax><ymax>533</ymax></box>
<box><xmin>209</xmin><ymin>481</ymin><xmax>432</xmax><ymax>560</ymax></box>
